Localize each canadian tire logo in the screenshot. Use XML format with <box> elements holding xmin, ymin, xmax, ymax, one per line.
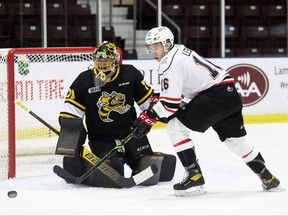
<box><xmin>227</xmin><ymin>64</ymin><xmax>269</xmax><ymax>107</ymax></box>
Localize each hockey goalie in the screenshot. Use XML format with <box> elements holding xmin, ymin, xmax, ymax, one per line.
<box><xmin>54</xmin><ymin>41</ymin><xmax>176</xmax><ymax>188</ymax></box>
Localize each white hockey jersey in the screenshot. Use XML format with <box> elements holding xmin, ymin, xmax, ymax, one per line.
<box><xmin>153</xmin><ymin>44</ymin><xmax>233</xmax><ymax>119</ymax></box>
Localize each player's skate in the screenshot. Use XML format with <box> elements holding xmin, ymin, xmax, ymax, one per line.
<box><xmin>258</xmin><ymin>168</ymin><xmax>285</xmax><ymax>192</ymax></box>
<box><xmin>173</xmin><ymin>162</ymin><xmax>206</xmax><ymax>197</ymax></box>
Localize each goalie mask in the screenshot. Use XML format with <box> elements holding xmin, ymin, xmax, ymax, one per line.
<box><xmin>93</xmin><ymin>41</ymin><xmax>120</xmax><ymax>88</ymax></box>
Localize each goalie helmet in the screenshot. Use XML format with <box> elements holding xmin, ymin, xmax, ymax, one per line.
<box><xmin>145</xmin><ymin>26</ymin><xmax>174</xmax><ymax>54</ymax></box>
<box><xmin>93</xmin><ymin>41</ymin><xmax>120</xmax><ymax>84</ymax></box>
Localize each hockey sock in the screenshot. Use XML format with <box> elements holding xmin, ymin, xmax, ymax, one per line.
<box><xmin>246</xmin><ymin>152</ymin><xmax>266</xmax><ymax>174</ymax></box>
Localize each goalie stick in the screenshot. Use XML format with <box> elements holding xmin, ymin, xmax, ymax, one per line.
<box><xmin>15</xmin><ymin>100</ymin><xmax>158</xmax><ymax>187</ymax></box>
<box><xmin>52</xmin><ymin>130</ymin><xmax>156</xmax><ymax>185</ymax></box>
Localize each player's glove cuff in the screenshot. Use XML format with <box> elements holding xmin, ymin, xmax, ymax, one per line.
<box><xmin>138</xmin><ymin>110</ymin><xmax>158</xmax><ymax>126</ymax></box>
<box><xmin>131</xmin><ymin>109</ymin><xmax>159</xmax><ymax>139</ymax></box>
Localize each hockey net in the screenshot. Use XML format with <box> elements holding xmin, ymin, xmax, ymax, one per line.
<box><xmin>0</xmin><ymin>47</ymin><xmax>122</xmax><ymax>179</ymax></box>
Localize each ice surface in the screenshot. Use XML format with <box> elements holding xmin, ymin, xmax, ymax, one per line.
<box><xmin>1</xmin><ymin>123</ymin><xmax>287</xmax><ymax>215</ymax></box>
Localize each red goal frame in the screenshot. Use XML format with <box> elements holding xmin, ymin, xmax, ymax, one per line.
<box><xmin>4</xmin><ymin>47</ymin><xmax>123</xmax><ymax>179</ymax></box>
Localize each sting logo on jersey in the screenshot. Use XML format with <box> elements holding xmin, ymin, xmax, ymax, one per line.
<box><xmin>97</xmin><ymin>91</ymin><xmax>131</xmax><ymax>122</ymax></box>
<box><xmin>227</xmin><ymin>64</ymin><xmax>269</xmax><ymax>107</ymax></box>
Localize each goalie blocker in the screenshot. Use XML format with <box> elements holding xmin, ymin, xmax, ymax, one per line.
<box><xmin>55</xmin><ymin>117</ymin><xmax>86</xmax><ymax>156</ymax></box>
<box><xmin>56</xmin><ymin>116</ymin><xmax>176</xmax><ymax>187</ymax></box>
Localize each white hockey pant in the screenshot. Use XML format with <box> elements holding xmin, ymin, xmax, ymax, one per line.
<box><xmin>166</xmin><ymin>118</ymin><xmax>259</xmax><ymax>164</ymax></box>
<box><xmin>166</xmin><ymin>118</ymin><xmax>195</xmax><ymax>153</ymax></box>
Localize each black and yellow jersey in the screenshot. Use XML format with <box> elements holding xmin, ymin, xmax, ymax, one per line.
<box><xmin>60</xmin><ymin>64</ymin><xmax>153</xmax><ymax>141</ymax></box>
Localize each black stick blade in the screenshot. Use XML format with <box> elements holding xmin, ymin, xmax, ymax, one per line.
<box><xmin>53</xmin><ymin>165</ymin><xmax>78</xmax><ymax>184</ymax></box>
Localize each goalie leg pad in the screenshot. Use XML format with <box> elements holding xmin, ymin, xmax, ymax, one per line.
<box><xmin>83</xmin><ymin>157</ymin><xmax>125</xmax><ymax>188</ymax></box>
<box><xmin>135</xmin><ymin>153</ymin><xmax>164</xmax><ymax>186</ymax></box>
<box><xmin>133</xmin><ymin>152</ymin><xmax>177</xmax><ymax>185</ymax></box>
<box><xmin>56</xmin><ymin>117</ymin><xmax>86</xmax><ymax>156</ymax></box>
<box><xmin>63</xmin><ymin>156</ymin><xmax>125</xmax><ymax>188</ymax></box>
<box><xmin>63</xmin><ymin>156</ymin><xmax>83</xmax><ymax>179</ymax></box>
<box><xmin>124</xmin><ymin>135</ymin><xmax>153</xmax><ymax>171</ymax></box>
<box><xmin>157</xmin><ymin>152</ymin><xmax>177</xmax><ymax>182</ymax></box>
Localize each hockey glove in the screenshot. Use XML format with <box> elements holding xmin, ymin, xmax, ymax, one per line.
<box><xmin>131</xmin><ymin>109</ymin><xmax>159</xmax><ymax>139</ymax></box>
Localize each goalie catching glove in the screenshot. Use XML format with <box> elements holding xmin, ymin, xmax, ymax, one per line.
<box><xmin>131</xmin><ymin>109</ymin><xmax>159</xmax><ymax>139</ymax></box>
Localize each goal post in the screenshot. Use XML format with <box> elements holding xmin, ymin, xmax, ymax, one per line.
<box><xmin>0</xmin><ymin>47</ymin><xmax>123</xmax><ymax>179</ymax></box>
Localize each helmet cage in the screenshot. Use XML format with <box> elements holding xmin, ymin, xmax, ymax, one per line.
<box><xmin>93</xmin><ymin>41</ymin><xmax>120</xmax><ymax>82</ymax></box>
<box><xmin>94</xmin><ymin>53</ymin><xmax>115</xmax><ymax>73</ymax></box>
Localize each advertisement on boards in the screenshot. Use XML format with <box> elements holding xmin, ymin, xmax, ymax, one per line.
<box><xmin>123</xmin><ymin>58</ymin><xmax>288</xmax><ymax>119</ymax></box>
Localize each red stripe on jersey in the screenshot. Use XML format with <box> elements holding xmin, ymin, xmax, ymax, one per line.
<box><xmin>158</xmin><ymin>96</ymin><xmax>181</xmax><ymax>114</ymax></box>
<box><xmin>163</xmin><ymin>105</ymin><xmax>177</xmax><ymax>113</ymax></box>
<box><xmin>159</xmin><ymin>96</ymin><xmax>182</xmax><ymax>102</ymax></box>
<box><xmin>212</xmin><ymin>77</ymin><xmax>234</xmax><ymax>88</ymax></box>
<box><xmin>173</xmin><ymin>138</ymin><xmax>192</xmax><ymax>147</ymax></box>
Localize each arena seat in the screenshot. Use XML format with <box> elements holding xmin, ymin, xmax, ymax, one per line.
<box><xmin>241</xmin><ymin>25</ymin><xmax>272</xmax><ymax>48</ymax></box>
<box><xmin>235</xmin><ymin>48</ymin><xmax>262</xmax><ymax>57</ymax></box>
<box><xmin>236</xmin><ymin>5</ymin><xmax>264</xmax><ymax>26</ymax></box>
<box><xmin>14</xmin><ymin>24</ymin><xmax>42</xmax><ymax>47</ymax></box>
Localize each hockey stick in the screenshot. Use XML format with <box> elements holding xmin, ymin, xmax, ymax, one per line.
<box><xmin>80</xmin><ymin>147</ymin><xmax>157</xmax><ymax>188</ymax></box>
<box><xmin>15</xmin><ymin>100</ymin><xmax>158</xmax><ymax>187</ymax></box>
<box><xmin>53</xmin><ymin>131</ymin><xmax>141</xmax><ymax>184</ymax></box>
<box><xmin>15</xmin><ymin>100</ymin><xmax>60</xmax><ymax>135</ymax></box>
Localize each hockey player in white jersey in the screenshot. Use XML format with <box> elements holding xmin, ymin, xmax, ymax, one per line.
<box><xmin>131</xmin><ymin>26</ymin><xmax>283</xmax><ymax>196</ymax></box>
